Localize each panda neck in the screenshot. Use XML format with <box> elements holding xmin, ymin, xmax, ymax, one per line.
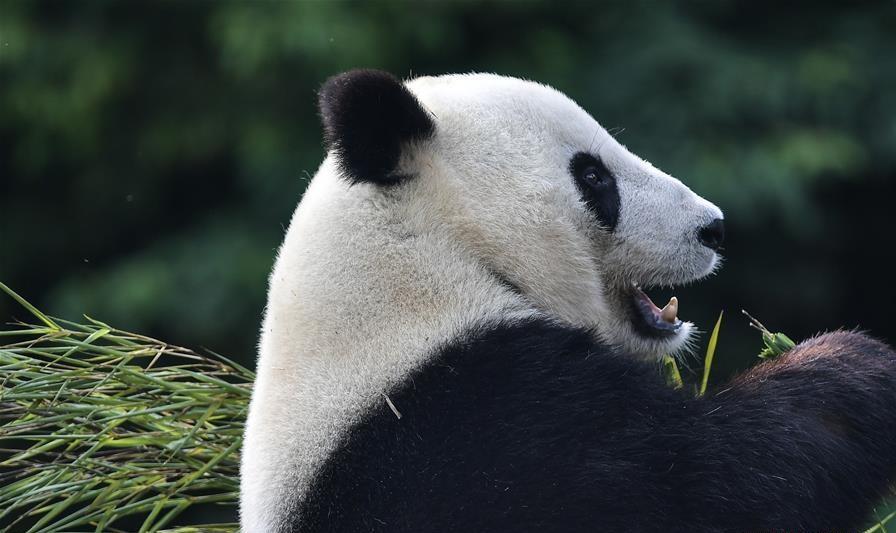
<box><xmin>242</xmin><ymin>165</ymin><xmax>532</xmax><ymax>529</ymax></box>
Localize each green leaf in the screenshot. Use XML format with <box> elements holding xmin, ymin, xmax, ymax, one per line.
<box><xmin>699</xmin><ymin>311</ymin><xmax>724</xmax><ymax>397</ymax></box>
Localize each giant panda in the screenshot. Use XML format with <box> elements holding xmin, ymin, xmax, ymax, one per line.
<box><xmin>241</xmin><ymin>70</ymin><xmax>896</xmax><ymax>532</ymax></box>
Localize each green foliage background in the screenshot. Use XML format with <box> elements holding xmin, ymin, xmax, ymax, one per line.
<box><xmin>1</xmin><ymin>0</ymin><xmax>896</xmax><ymax>525</ymax></box>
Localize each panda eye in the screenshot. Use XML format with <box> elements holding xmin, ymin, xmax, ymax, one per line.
<box><xmin>582</xmin><ymin>166</ymin><xmax>606</xmax><ymax>186</ymax></box>
<box><xmin>570</xmin><ymin>152</ymin><xmax>612</xmax><ymax>189</ymax></box>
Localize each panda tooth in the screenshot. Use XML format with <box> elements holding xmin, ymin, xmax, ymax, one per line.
<box><xmin>660</xmin><ymin>296</ymin><xmax>678</xmax><ymax>323</ymax></box>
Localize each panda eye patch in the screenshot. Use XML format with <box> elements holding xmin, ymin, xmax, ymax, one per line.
<box><xmin>569</xmin><ymin>151</ymin><xmax>620</xmax><ymax>231</ymax></box>
<box><xmin>570</xmin><ymin>153</ymin><xmax>612</xmax><ymax>187</ymax></box>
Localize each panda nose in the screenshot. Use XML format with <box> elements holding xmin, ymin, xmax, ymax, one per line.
<box><xmin>697</xmin><ymin>218</ymin><xmax>725</xmax><ymax>251</ymax></box>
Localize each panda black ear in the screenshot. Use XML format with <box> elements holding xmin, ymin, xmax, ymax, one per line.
<box><xmin>318</xmin><ymin>69</ymin><xmax>435</xmax><ymax>185</ymax></box>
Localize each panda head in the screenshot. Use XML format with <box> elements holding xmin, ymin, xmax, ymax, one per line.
<box><xmin>318</xmin><ymin>70</ymin><xmax>724</xmax><ymax>358</ymax></box>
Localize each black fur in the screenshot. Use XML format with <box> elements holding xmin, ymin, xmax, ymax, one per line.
<box><xmin>569</xmin><ymin>152</ymin><xmax>621</xmax><ymax>231</ymax></box>
<box><xmin>318</xmin><ymin>70</ymin><xmax>435</xmax><ymax>185</ymax></box>
<box><xmin>291</xmin><ymin>320</ymin><xmax>896</xmax><ymax>532</ymax></box>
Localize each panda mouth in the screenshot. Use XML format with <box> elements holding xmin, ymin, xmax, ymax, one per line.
<box><xmin>628</xmin><ymin>284</ymin><xmax>682</xmax><ymax>338</ymax></box>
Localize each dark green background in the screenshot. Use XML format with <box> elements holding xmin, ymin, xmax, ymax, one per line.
<box><xmin>1</xmin><ymin>0</ymin><xmax>895</xmax><ymax>524</ymax></box>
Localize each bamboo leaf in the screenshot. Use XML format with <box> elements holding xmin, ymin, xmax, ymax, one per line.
<box><xmin>699</xmin><ymin>311</ymin><xmax>724</xmax><ymax>397</ymax></box>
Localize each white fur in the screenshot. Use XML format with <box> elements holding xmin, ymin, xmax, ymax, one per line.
<box><xmin>240</xmin><ymin>73</ymin><xmax>723</xmax><ymax>531</ymax></box>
